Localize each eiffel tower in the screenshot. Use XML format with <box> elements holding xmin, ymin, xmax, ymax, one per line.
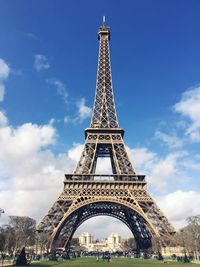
<box><xmin>37</xmin><ymin>18</ymin><xmax>175</xmax><ymax>252</ymax></box>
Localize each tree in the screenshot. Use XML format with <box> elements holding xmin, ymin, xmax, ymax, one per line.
<box><xmin>36</xmin><ymin>232</ymin><xmax>51</xmax><ymax>254</ymax></box>
<box><xmin>0</xmin><ymin>226</ymin><xmax>6</xmax><ymax>251</ymax></box>
<box><xmin>187</xmin><ymin>215</ymin><xmax>200</xmax><ymax>259</ymax></box>
<box><xmin>121</xmin><ymin>237</ymin><xmax>136</xmax><ymax>252</ymax></box>
<box><xmin>176</xmin><ymin>214</ymin><xmax>200</xmax><ymax>261</ymax></box>
<box><xmin>70</xmin><ymin>237</ymin><xmax>82</xmax><ymax>251</ymax></box>
<box><xmin>9</xmin><ymin>216</ymin><xmax>36</xmax><ymax>255</ymax></box>
<box><xmin>0</xmin><ymin>225</ymin><xmax>16</xmax><ymax>253</ymax></box>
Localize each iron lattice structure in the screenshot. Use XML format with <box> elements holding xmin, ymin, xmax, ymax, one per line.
<box><xmin>37</xmin><ymin>22</ymin><xmax>175</xmax><ymax>252</ymax></box>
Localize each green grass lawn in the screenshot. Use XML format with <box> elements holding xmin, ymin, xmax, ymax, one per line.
<box><xmin>30</xmin><ymin>258</ymin><xmax>199</xmax><ymax>267</ymax></box>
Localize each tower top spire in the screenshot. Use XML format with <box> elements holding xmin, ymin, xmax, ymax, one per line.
<box><xmin>98</xmin><ymin>17</ymin><xmax>110</xmax><ymax>40</ymax></box>
<box><xmin>103</xmin><ymin>15</ymin><xmax>106</xmax><ymax>26</ymax></box>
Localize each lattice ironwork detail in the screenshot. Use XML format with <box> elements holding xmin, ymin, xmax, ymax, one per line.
<box><xmin>90</xmin><ymin>25</ymin><xmax>118</xmax><ymax>129</ymax></box>
<box><xmin>73</xmin><ymin>133</ymin><xmax>135</xmax><ymax>176</ymax></box>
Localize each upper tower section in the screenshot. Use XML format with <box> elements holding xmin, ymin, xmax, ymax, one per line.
<box><xmin>90</xmin><ymin>18</ymin><xmax>119</xmax><ymax>129</ymax></box>
<box><xmin>98</xmin><ymin>24</ymin><xmax>110</xmax><ymax>41</ymax></box>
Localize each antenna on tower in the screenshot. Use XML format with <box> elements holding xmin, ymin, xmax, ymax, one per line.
<box><xmin>103</xmin><ymin>15</ymin><xmax>106</xmax><ymax>26</ymax></box>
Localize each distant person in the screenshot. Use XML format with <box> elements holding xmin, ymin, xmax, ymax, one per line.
<box><xmin>107</xmin><ymin>254</ymin><xmax>111</xmax><ymax>262</ymax></box>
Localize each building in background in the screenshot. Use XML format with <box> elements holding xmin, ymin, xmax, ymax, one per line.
<box><xmin>161</xmin><ymin>246</ymin><xmax>185</xmax><ymax>257</ymax></box>
<box><xmin>107</xmin><ymin>232</ymin><xmax>121</xmax><ymax>251</ymax></box>
<box><xmin>79</xmin><ymin>232</ymin><xmax>93</xmax><ymax>246</ymax></box>
<box><xmin>78</xmin><ymin>232</ymin><xmax>185</xmax><ymax>256</ymax></box>
<box><xmin>78</xmin><ymin>232</ymin><xmax>124</xmax><ymax>252</ymax></box>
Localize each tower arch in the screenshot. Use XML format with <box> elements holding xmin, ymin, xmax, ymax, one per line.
<box><xmin>50</xmin><ymin>199</ymin><xmax>158</xmax><ymax>251</ymax></box>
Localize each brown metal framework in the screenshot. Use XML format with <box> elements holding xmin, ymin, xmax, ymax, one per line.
<box><xmin>37</xmin><ymin>22</ymin><xmax>175</xmax><ymax>252</ymax></box>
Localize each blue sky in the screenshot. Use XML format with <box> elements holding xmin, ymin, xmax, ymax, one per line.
<box><xmin>0</xmin><ymin>0</ymin><xmax>200</xmax><ymax>238</ymax></box>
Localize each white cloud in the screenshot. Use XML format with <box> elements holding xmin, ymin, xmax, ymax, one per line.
<box><xmin>64</xmin><ymin>116</ymin><xmax>70</xmax><ymax>124</ymax></box>
<box><xmin>148</xmin><ymin>153</ymin><xmax>182</xmax><ymax>190</ymax></box>
<box><xmin>67</xmin><ymin>143</ymin><xmax>84</xmax><ymax>163</ymax></box>
<box><xmin>127</xmin><ymin>147</ymin><xmax>200</xmax><ymax>229</ymax></box>
<box><xmin>0</xmin><ymin>58</ymin><xmax>10</xmax><ymax>80</ymax></box>
<box><xmin>47</xmin><ymin>79</ymin><xmax>68</xmax><ymax>104</ymax></box>
<box><xmin>95</xmin><ymin>158</ymin><xmax>113</xmax><ymax>175</ymax></box>
<box><xmin>180</xmin><ymin>156</ymin><xmax>200</xmax><ymax>171</ymax></box>
<box><xmin>127</xmin><ymin>146</ymin><xmax>188</xmax><ymax>191</ymax></box>
<box><xmin>155</xmin><ymin>130</ymin><xmax>184</xmax><ymax>148</ymax></box>
<box><xmin>174</xmin><ymin>85</ymin><xmax>200</xmax><ymax>142</ymax></box>
<box><xmin>127</xmin><ymin>146</ymin><xmax>200</xmax><ymax>228</ymax></box>
<box><xmin>0</xmin><ymin>123</ymin><xmax>57</xmax><ymax>163</ymax></box>
<box><xmin>126</xmin><ymin>146</ymin><xmax>156</xmax><ymax>171</ymax></box>
<box><xmin>157</xmin><ymin>190</ymin><xmax>200</xmax><ymax>229</ymax></box>
<box><xmin>34</xmin><ymin>54</ymin><xmax>50</xmax><ymax>71</ymax></box>
<box><xmin>75</xmin><ymin>98</ymin><xmax>91</xmax><ymax>122</ymax></box>
<box><xmin>0</xmin><ymin>111</ymin><xmax>8</xmax><ymax>126</ymax></box>
<box><xmin>0</xmin><ymin>113</ymin><xmax>79</xmax><ymax>223</ymax></box>
<box><xmin>49</xmin><ymin>118</ymin><xmax>55</xmax><ymax>125</ymax></box>
<box><xmin>0</xmin><ymin>58</ymin><xmax>10</xmax><ymax>102</ymax></box>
